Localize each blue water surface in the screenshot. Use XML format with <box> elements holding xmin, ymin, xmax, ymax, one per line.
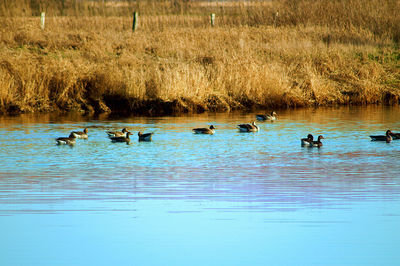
<box><xmin>0</xmin><ymin>106</ymin><xmax>399</xmax><ymax>266</ymax></box>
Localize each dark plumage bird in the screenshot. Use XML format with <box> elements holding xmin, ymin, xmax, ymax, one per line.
<box><xmin>56</xmin><ymin>133</ymin><xmax>76</xmax><ymax>145</ymax></box>
<box><xmin>238</xmin><ymin>121</ymin><xmax>259</xmax><ymax>132</ymax></box>
<box><xmin>311</xmin><ymin>135</ymin><xmax>325</xmax><ymax>147</ymax></box>
<box><xmin>138</xmin><ymin>132</ymin><xmax>153</xmax><ymax>142</ymax></box>
<box><xmin>192</xmin><ymin>125</ymin><xmax>215</xmax><ymax>135</ymax></box>
<box><xmin>370</xmin><ymin>130</ymin><xmax>392</xmax><ymax>143</ymax></box>
<box><xmin>301</xmin><ymin>134</ymin><xmax>314</xmax><ymax>146</ymax></box>
<box><xmin>71</xmin><ymin>128</ymin><xmax>88</xmax><ymax>139</ymax></box>
<box><xmin>110</xmin><ymin>132</ymin><xmax>133</xmax><ymax>143</ymax></box>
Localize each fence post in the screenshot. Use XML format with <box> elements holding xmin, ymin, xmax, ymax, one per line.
<box><xmin>132</xmin><ymin>11</ymin><xmax>138</xmax><ymax>32</ymax></box>
<box><xmin>210</xmin><ymin>13</ymin><xmax>215</xmax><ymax>27</ymax></box>
<box><xmin>40</xmin><ymin>12</ymin><xmax>45</xmax><ymax>30</ymax></box>
<box><xmin>273</xmin><ymin>11</ymin><xmax>279</xmax><ymax>27</ymax></box>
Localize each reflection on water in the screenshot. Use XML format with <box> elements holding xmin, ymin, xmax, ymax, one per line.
<box><xmin>1</xmin><ymin>106</ymin><xmax>400</xmax><ymax>266</ymax></box>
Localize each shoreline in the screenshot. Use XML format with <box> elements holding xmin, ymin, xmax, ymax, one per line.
<box><xmin>1</xmin><ymin>100</ymin><xmax>399</xmax><ymax>117</ymax></box>
<box><xmin>2</xmin><ymin>85</ymin><xmax>399</xmax><ymax>116</ymax></box>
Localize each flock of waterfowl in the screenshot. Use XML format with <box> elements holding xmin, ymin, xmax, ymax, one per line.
<box><xmin>56</xmin><ymin>127</ymin><xmax>154</xmax><ymax>145</ymax></box>
<box><xmin>55</xmin><ymin>111</ymin><xmax>400</xmax><ymax>146</ymax></box>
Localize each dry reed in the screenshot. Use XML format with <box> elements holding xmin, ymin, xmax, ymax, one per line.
<box><xmin>0</xmin><ymin>0</ymin><xmax>399</xmax><ymax>114</ymax></box>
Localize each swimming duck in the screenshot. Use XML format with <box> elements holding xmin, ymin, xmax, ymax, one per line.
<box><xmin>56</xmin><ymin>133</ymin><xmax>76</xmax><ymax>145</ymax></box>
<box><xmin>138</xmin><ymin>132</ymin><xmax>153</xmax><ymax>142</ymax></box>
<box><xmin>71</xmin><ymin>128</ymin><xmax>88</xmax><ymax>139</ymax></box>
<box><xmin>256</xmin><ymin>111</ymin><xmax>277</xmax><ymax>121</ymax></box>
<box><xmin>107</xmin><ymin>128</ymin><xmax>128</xmax><ymax>138</ymax></box>
<box><xmin>311</xmin><ymin>135</ymin><xmax>325</xmax><ymax>147</ymax></box>
<box><xmin>301</xmin><ymin>134</ymin><xmax>314</xmax><ymax>146</ymax></box>
<box><xmin>110</xmin><ymin>132</ymin><xmax>133</xmax><ymax>143</ymax></box>
<box><xmin>370</xmin><ymin>130</ymin><xmax>392</xmax><ymax>143</ymax></box>
<box><xmin>192</xmin><ymin>125</ymin><xmax>215</xmax><ymax>135</ymax></box>
<box><xmin>238</xmin><ymin>121</ymin><xmax>259</xmax><ymax>132</ymax></box>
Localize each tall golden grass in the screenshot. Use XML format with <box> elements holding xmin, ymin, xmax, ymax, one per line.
<box><xmin>0</xmin><ymin>0</ymin><xmax>399</xmax><ymax>114</ymax></box>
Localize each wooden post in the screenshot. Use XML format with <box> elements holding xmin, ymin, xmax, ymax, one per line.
<box><xmin>40</xmin><ymin>12</ymin><xmax>45</xmax><ymax>30</ymax></box>
<box><xmin>210</xmin><ymin>13</ymin><xmax>215</xmax><ymax>27</ymax></box>
<box><xmin>132</xmin><ymin>11</ymin><xmax>138</xmax><ymax>32</ymax></box>
<box><xmin>273</xmin><ymin>11</ymin><xmax>279</xmax><ymax>27</ymax></box>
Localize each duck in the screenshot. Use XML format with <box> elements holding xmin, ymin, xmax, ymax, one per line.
<box><xmin>238</xmin><ymin>121</ymin><xmax>259</xmax><ymax>132</ymax></box>
<box><xmin>192</xmin><ymin>125</ymin><xmax>215</xmax><ymax>135</ymax></box>
<box><xmin>370</xmin><ymin>130</ymin><xmax>392</xmax><ymax>143</ymax></box>
<box><xmin>110</xmin><ymin>132</ymin><xmax>133</xmax><ymax>143</ymax></box>
<box><xmin>56</xmin><ymin>133</ymin><xmax>76</xmax><ymax>145</ymax></box>
<box><xmin>71</xmin><ymin>128</ymin><xmax>88</xmax><ymax>139</ymax></box>
<box><xmin>311</xmin><ymin>135</ymin><xmax>325</xmax><ymax>147</ymax></box>
<box><xmin>138</xmin><ymin>132</ymin><xmax>153</xmax><ymax>142</ymax></box>
<box><xmin>107</xmin><ymin>128</ymin><xmax>128</xmax><ymax>138</ymax></box>
<box><xmin>301</xmin><ymin>134</ymin><xmax>314</xmax><ymax>146</ymax></box>
<box><xmin>256</xmin><ymin>111</ymin><xmax>277</xmax><ymax>121</ymax></box>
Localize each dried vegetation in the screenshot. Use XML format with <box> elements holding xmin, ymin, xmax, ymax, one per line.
<box><xmin>0</xmin><ymin>0</ymin><xmax>399</xmax><ymax>114</ymax></box>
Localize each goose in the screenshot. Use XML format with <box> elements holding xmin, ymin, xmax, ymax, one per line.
<box><xmin>107</xmin><ymin>128</ymin><xmax>128</xmax><ymax>138</ymax></box>
<box><xmin>238</xmin><ymin>121</ymin><xmax>259</xmax><ymax>132</ymax></box>
<box><xmin>311</xmin><ymin>135</ymin><xmax>324</xmax><ymax>147</ymax></box>
<box><xmin>110</xmin><ymin>132</ymin><xmax>133</xmax><ymax>143</ymax></box>
<box><xmin>301</xmin><ymin>134</ymin><xmax>314</xmax><ymax>146</ymax></box>
<box><xmin>192</xmin><ymin>125</ymin><xmax>215</xmax><ymax>135</ymax></box>
<box><xmin>56</xmin><ymin>133</ymin><xmax>76</xmax><ymax>145</ymax></box>
<box><xmin>71</xmin><ymin>128</ymin><xmax>88</xmax><ymax>139</ymax></box>
<box><xmin>256</xmin><ymin>111</ymin><xmax>277</xmax><ymax>121</ymax></box>
<box><xmin>370</xmin><ymin>130</ymin><xmax>392</xmax><ymax>143</ymax></box>
<box><xmin>138</xmin><ymin>132</ymin><xmax>153</xmax><ymax>142</ymax></box>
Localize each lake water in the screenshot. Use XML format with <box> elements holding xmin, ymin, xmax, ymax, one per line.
<box><xmin>0</xmin><ymin>106</ymin><xmax>399</xmax><ymax>266</ymax></box>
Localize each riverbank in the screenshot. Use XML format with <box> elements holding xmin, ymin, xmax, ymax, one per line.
<box><xmin>0</xmin><ymin>1</ymin><xmax>399</xmax><ymax>115</ymax></box>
